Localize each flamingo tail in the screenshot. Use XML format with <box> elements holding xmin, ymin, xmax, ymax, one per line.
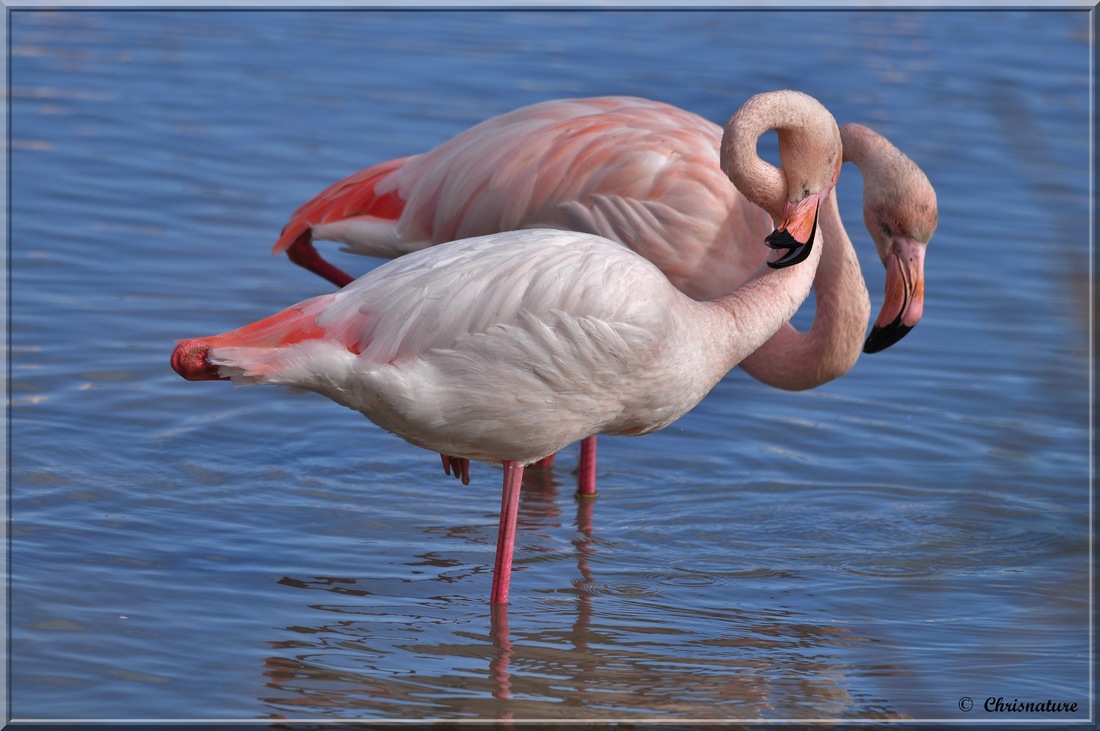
<box><xmin>271</xmin><ymin>157</ymin><xmax>411</xmax><ymax>288</ymax></box>
<box><xmin>170</xmin><ymin>297</ymin><xmax>348</xmax><ymax>382</ymax></box>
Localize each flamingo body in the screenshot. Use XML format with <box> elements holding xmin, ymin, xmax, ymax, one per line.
<box><xmin>184</xmin><ymin>229</ymin><xmax>784</xmax><ymax>464</ymax></box>
<box><xmin>274</xmin><ymin>97</ymin><xmax>771</xmax><ymax>300</ymax></box>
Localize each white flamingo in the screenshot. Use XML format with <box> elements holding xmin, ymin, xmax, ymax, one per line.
<box><xmin>172</xmin><ymin>90</ymin><xmax>842</xmax><ymax>603</ymax></box>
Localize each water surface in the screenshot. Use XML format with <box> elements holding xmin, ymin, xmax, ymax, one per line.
<box><xmin>8</xmin><ymin>8</ymin><xmax>1092</xmax><ymax>725</ymax></box>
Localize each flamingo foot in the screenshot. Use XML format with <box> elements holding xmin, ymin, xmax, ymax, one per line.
<box><xmin>440</xmin><ymin>454</ymin><xmax>470</xmax><ymax>485</ymax></box>
<box><xmin>490</xmin><ymin>460</ymin><xmax>524</xmax><ymax>604</ymax></box>
<box><xmin>285</xmin><ymin>234</ymin><xmax>355</xmax><ymax>288</ymax></box>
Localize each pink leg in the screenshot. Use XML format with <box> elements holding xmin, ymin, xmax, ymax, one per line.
<box><xmin>489</xmin><ymin>603</ymin><xmax>513</xmax><ymax>701</ymax></box>
<box><xmin>576</xmin><ymin>436</ymin><xmax>598</xmax><ymax>497</ymax></box>
<box><xmin>490</xmin><ymin>460</ymin><xmax>524</xmax><ymax>604</ymax></box>
<box><xmin>532</xmin><ymin>454</ymin><xmax>556</xmax><ymax>469</ymax></box>
<box><xmin>286</xmin><ymin>234</ymin><xmax>355</xmax><ymax>288</ymax></box>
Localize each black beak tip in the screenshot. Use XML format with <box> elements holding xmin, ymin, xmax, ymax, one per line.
<box><xmin>767</xmin><ymin>241</ymin><xmax>813</xmax><ymax>269</ymax></box>
<box><xmin>863</xmin><ymin>323</ymin><xmax>914</xmax><ymax>354</ymax></box>
<box><xmin>764</xmin><ymin>201</ymin><xmax>819</xmax><ymax>270</ymax></box>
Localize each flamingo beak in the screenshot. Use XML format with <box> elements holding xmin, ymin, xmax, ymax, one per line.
<box><xmin>864</xmin><ymin>236</ymin><xmax>926</xmax><ymax>353</ymax></box>
<box><xmin>764</xmin><ymin>196</ymin><xmax>821</xmax><ymax>269</ymax></box>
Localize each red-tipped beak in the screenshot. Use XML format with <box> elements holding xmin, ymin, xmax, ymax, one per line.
<box><xmin>864</xmin><ymin>237</ymin><xmax>925</xmax><ymax>353</ymax></box>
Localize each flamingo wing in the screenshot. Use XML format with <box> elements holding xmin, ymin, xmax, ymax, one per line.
<box><xmin>393</xmin><ymin>97</ymin><xmax>734</xmax><ymax>242</ymax></box>
<box><xmin>198</xmin><ymin>229</ymin><xmax>670</xmax><ymax>384</ymax></box>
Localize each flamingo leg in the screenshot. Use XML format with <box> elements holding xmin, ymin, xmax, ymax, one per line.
<box><xmin>490</xmin><ymin>460</ymin><xmax>524</xmax><ymax>604</ymax></box>
<box><xmin>576</xmin><ymin>436</ymin><xmax>598</xmax><ymax>498</ymax></box>
<box><xmin>489</xmin><ymin>603</ymin><xmax>513</xmax><ymax>701</ymax></box>
<box><xmin>285</xmin><ymin>234</ymin><xmax>355</xmax><ymax>288</ymax></box>
<box><xmin>532</xmin><ymin>454</ymin><xmax>556</xmax><ymax>468</ymax></box>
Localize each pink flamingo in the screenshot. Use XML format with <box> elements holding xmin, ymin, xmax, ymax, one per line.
<box><xmin>172</xmin><ymin>90</ymin><xmax>841</xmax><ymax>604</ymax></box>
<box><xmin>269</xmin><ymin>96</ymin><xmax>935</xmax><ymax>492</ymax></box>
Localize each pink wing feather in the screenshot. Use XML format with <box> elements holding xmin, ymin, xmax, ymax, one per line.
<box><xmin>271</xmin><ymin>155</ymin><xmax>412</xmax><ymax>256</ymax></box>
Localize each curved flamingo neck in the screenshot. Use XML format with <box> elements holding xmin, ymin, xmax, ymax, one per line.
<box><xmin>737</xmin><ymin>187</ymin><xmax>871</xmax><ymax>391</ymax></box>
<box><xmin>721</xmin><ymin>115</ymin><xmax>785</xmax><ymax>220</ymax></box>
<box><xmin>721</xmin><ymin>90</ymin><xmax>840</xmax><ymax>221</ymax></box>
<box><xmin>701</xmin><ymin>241</ymin><xmax>824</xmax><ymax>376</ymax></box>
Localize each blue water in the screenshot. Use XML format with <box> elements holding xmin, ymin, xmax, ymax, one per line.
<box><xmin>8</xmin><ymin>8</ymin><xmax>1092</xmax><ymax>724</ymax></box>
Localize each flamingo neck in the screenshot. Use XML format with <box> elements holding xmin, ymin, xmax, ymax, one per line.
<box><xmin>703</xmin><ymin>240</ymin><xmax>824</xmax><ymax>375</ymax></box>
<box><xmin>721</xmin><ymin>90</ymin><xmax>843</xmax><ymax>223</ymax></box>
<box><xmin>737</xmin><ymin>187</ymin><xmax>871</xmax><ymax>391</ymax></box>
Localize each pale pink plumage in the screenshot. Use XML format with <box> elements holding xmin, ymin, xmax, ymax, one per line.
<box><xmin>173</xmin><ymin>90</ymin><xmax>843</xmax><ymax>603</ymax></box>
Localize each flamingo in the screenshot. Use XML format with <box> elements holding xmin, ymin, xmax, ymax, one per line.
<box><xmin>269</xmin><ymin>96</ymin><xmax>935</xmax><ymax>491</ymax></box>
<box><xmin>172</xmin><ymin>90</ymin><xmax>841</xmax><ymax>604</ymax></box>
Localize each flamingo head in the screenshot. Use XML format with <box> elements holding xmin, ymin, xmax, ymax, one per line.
<box><xmin>721</xmin><ymin>90</ymin><xmax>842</xmax><ymax>270</ymax></box>
<box><xmin>841</xmin><ymin>124</ymin><xmax>938</xmax><ymax>354</ymax></box>
<box><xmin>764</xmin><ymin>151</ymin><xmax>843</xmax><ymax>268</ymax></box>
